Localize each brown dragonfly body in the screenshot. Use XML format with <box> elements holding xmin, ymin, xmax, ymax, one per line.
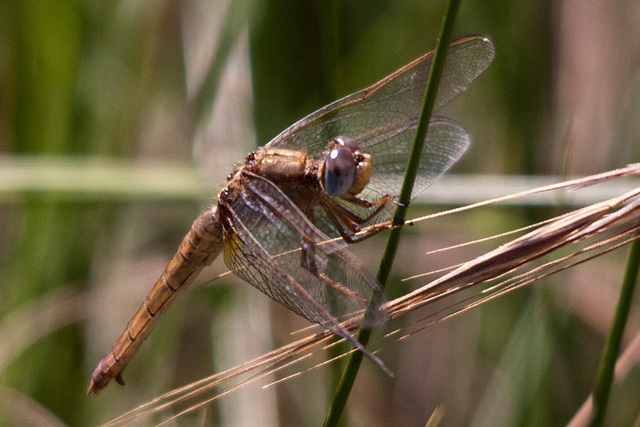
<box><xmin>88</xmin><ymin>35</ymin><xmax>495</xmax><ymax>394</ymax></box>
<box><xmin>88</xmin><ymin>145</ymin><xmax>388</xmax><ymax>393</ymax></box>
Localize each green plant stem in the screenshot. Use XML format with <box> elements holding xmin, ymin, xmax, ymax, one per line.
<box><xmin>587</xmin><ymin>234</ymin><xmax>640</xmax><ymax>426</ymax></box>
<box><xmin>322</xmin><ymin>1</ymin><xmax>462</xmax><ymax>425</ymax></box>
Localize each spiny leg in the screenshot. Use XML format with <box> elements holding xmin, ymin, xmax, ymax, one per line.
<box><xmin>325</xmin><ymin>194</ymin><xmax>394</xmax><ymax>229</ymax></box>
<box><xmin>322</xmin><ymin>196</ymin><xmax>393</xmax><ymax>244</ymax></box>
<box><xmin>339</xmin><ymin>194</ymin><xmax>394</xmax><ymax>223</ymax></box>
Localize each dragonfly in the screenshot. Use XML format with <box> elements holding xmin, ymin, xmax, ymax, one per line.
<box><xmin>87</xmin><ymin>35</ymin><xmax>495</xmax><ymax>394</ymax></box>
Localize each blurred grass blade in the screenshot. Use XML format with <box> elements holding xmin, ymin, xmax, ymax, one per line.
<box><xmin>193</xmin><ymin>0</ymin><xmax>249</xmax><ymax>124</ymax></box>
<box><xmin>0</xmin><ymin>155</ymin><xmax>209</xmax><ymax>202</ymax></box>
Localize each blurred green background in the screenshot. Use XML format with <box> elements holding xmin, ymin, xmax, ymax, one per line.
<box><xmin>1</xmin><ymin>0</ymin><xmax>639</xmax><ymax>425</ymax></box>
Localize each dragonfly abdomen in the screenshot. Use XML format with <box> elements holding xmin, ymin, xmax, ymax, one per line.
<box><xmin>87</xmin><ymin>208</ymin><xmax>223</xmax><ymax>394</ymax></box>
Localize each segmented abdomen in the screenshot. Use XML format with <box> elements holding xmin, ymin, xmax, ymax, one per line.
<box><xmin>87</xmin><ymin>207</ymin><xmax>223</xmax><ymax>394</ymax></box>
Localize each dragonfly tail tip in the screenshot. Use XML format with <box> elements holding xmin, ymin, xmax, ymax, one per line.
<box><xmin>86</xmin><ymin>381</ymin><xmax>99</xmax><ymax>396</ymax></box>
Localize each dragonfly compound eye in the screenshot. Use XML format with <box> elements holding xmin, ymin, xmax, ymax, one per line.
<box><xmin>333</xmin><ymin>135</ymin><xmax>359</xmax><ymax>152</ymax></box>
<box><xmin>324</xmin><ymin>147</ymin><xmax>356</xmax><ymax>196</ymax></box>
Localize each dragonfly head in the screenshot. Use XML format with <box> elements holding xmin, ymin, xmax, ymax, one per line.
<box><xmin>320</xmin><ymin>136</ymin><xmax>372</xmax><ymax>197</ymax></box>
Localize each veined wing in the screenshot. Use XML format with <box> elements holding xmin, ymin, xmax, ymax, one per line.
<box><xmin>266</xmin><ymin>36</ymin><xmax>493</xmax><ymax>237</ymax></box>
<box><xmin>221</xmin><ymin>172</ymin><xmax>386</xmax><ymax>326</ymax></box>
<box><xmin>311</xmin><ymin>116</ymin><xmax>470</xmax><ymax>239</ymax></box>
<box><xmin>219</xmin><ymin>172</ymin><xmax>390</xmax><ymax>372</ymax></box>
<box><xmin>266</xmin><ymin>35</ymin><xmax>494</xmax><ymax>159</ymax></box>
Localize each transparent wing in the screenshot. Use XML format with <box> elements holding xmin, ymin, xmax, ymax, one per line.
<box><xmin>220</xmin><ymin>172</ymin><xmax>386</xmax><ymax>326</ymax></box>
<box><xmin>266</xmin><ymin>35</ymin><xmax>494</xmax><ymax>159</ymax></box>
<box><xmin>219</xmin><ymin>172</ymin><xmax>391</xmax><ymax>372</ymax></box>
<box><xmin>265</xmin><ymin>36</ymin><xmax>492</xmax><ymax>237</ymax></box>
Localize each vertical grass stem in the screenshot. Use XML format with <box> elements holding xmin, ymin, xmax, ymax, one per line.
<box><xmin>588</xmin><ymin>234</ymin><xmax>640</xmax><ymax>426</ymax></box>
<box><xmin>323</xmin><ymin>1</ymin><xmax>462</xmax><ymax>425</ymax></box>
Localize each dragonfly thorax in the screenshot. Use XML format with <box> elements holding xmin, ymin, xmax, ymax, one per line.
<box><xmin>227</xmin><ymin>147</ymin><xmax>321</xmax><ymax>210</ymax></box>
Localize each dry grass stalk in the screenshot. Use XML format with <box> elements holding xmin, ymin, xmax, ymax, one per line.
<box><xmin>106</xmin><ymin>164</ymin><xmax>640</xmax><ymax>425</ymax></box>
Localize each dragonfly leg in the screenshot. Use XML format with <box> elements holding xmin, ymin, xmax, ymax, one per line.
<box><xmin>322</xmin><ymin>200</ymin><xmax>391</xmax><ymax>244</ymax></box>
<box><xmin>299</xmin><ymin>232</ymin><xmax>368</xmax><ymax>303</ymax></box>
<box><xmin>342</xmin><ymin>194</ymin><xmax>393</xmax><ymax>209</ymax></box>
<box><xmin>318</xmin><ymin>271</ymin><xmax>368</xmax><ymax>303</ymax></box>
<box><xmin>338</xmin><ymin>195</ymin><xmax>394</xmax><ymax>223</ymax></box>
<box><xmin>294</xmin><ymin>211</ymin><xmax>368</xmax><ymax>304</ymax></box>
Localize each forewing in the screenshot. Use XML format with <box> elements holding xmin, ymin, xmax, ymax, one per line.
<box><xmin>220</xmin><ymin>172</ymin><xmax>387</xmax><ymax>327</ymax></box>
<box><xmin>266</xmin><ymin>35</ymin><xmax>494</xmax><ymax>159</ymax></box>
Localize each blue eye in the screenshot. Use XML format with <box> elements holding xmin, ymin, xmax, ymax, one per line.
<box><xmin>324</xmin><ymin>147</ymin><xmax>356</xmax><ymax>196</ymax></box>
<box><xmin>333</xmin><ymin>136</ymin><xmax>359</xmax><ymax>151</ymax></box>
